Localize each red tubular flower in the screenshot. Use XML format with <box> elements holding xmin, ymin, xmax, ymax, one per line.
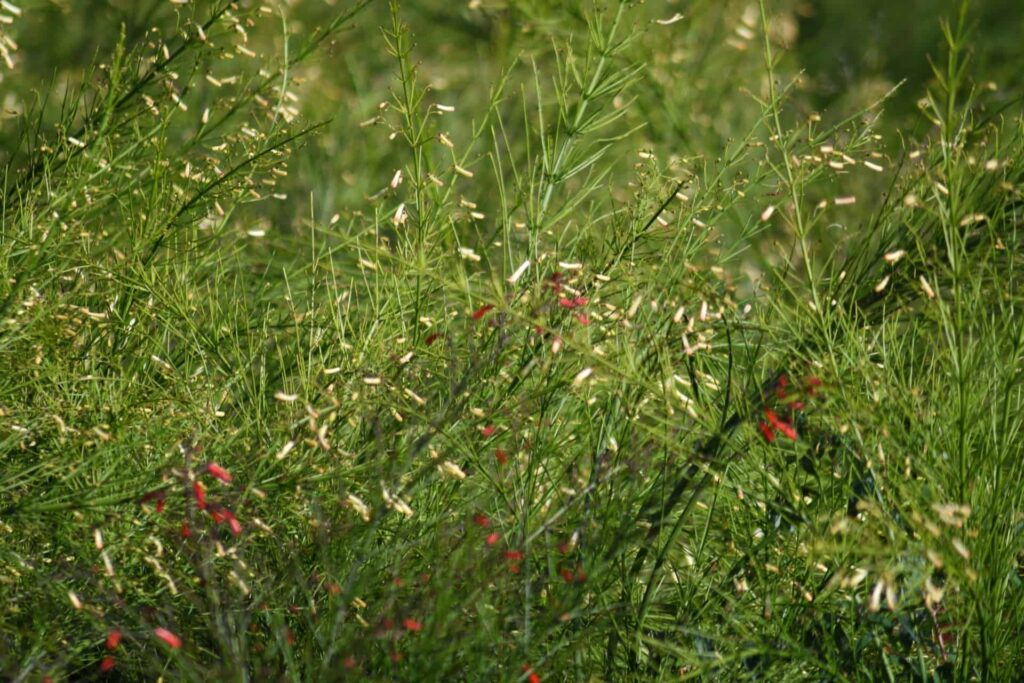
<box><xmin>180</xmin><ymin>521</ymin><xmax>191</xmax><ymax>539</ymax></box>
<box><xmin>472</xmin><ymin>304</ymin><xmax>494</xmax><ymax>320</ymax></box>
<box><xmin>776</xmin><ymin>421</ymin><xmax>797</xmax><ymax>440</ymax></box>
<box><xmin>224</xmin><ymin>509</ymin><xmax>242</xmax><ymax>536</ymax></box>
<box><xmin>495</xmin><ymin>448</ymin><xmax>508</xmax><ymax>465</ymax></box>
<box><xmin>504</xmin><ymin>550</ymin><xmax>523</xmax><ymax>561</ymax></box>
<box><xmin>473</xmin><ymin>513</ymin><xmax>490</xmax><ymax>527</ymax></box>
<box><xmin>523</xmin><ymin>664</ymin><xmax>541</xmax><ymax>683</ymax></box>
<box><xmin>481</xmin><ymin>425</ymin><xmax>496</xmax><ymax>438</ymax></box>
<box><xmin>508</xmin><ymin>563</ymin><xmax>521</xmax><ymax>574</ymax></box>
<box><xmin>403</xmin><ymin>618</ymin><xmax>422</xmax><ymax>632</ymax></box>
<box><xmin>193</xmin><ymin>481</ymin><xmax>206</xmax><ymax>510</ymax></box>
<box><xmin>764</xmin><ymin>409</ymin><xmax>797</xmax><ymax>440</ymax></box>
<box><xmin>154</xmin><ymin>627</ymin><xmax>182</xmax><ymax>649</ymax></box>
<box><xmin>560</xmin><ymin>567</ymin><xmax>575</xmax><ymax>583</ymax></box>
<box><xmin>105</xmin><ymin>630</ymin><xmax>122</xmax><ymax>650</ymax></box>
<box><xmin>485</xmin><ymin>532</ymin><xmax>500</xmax><ymax>546</ymax></box>
<box><xmin>758</xmin><ymin>421</ymin><xmax>775</xmax><ymax>443</ymax></box>
<box><xmin>99</xmin><ymin>656</ymin><xmax>116</xmax><ymax>673</ymax></box>
<box><xmin>156</xmin><ymin>498</ymin><xmax>165</xmax><ymax>514</ymax></box>
<box><xmin>575</xmin><ymin>313</ymin><xmax>590</xmax><ymax>326</ymax></box>
<box><xmin>205</xmin><ymin>462</ymin><xmax>232</xmax><ymax>484</ymax></box>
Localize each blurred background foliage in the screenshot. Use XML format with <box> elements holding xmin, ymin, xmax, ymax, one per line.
<box><xmin>5</xmin><ymin>0</ymin><xmax>1023</xmax><ymax>233</ymax></box>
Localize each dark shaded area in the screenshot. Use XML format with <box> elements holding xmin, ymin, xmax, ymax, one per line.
<box><xmin>797</xmin><ymin>0</ymin><xmax>1024</xmax><ymax>117</ymax></box>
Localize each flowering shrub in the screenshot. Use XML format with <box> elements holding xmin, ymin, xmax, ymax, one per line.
<box><xmin>1</xmin><ymin>0</ymin><xmax>1023</xmax><ymax>680</ymax></box>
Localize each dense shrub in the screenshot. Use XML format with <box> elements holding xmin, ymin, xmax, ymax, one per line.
<box><xmin>1</xmin><ymin>0</ymin><xmax>1022</xmax><ymax>679</ymax></box>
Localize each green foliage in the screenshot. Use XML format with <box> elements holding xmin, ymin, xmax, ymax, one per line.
<box><xmin>1</xmin><ymin>0</ymin><xmax>1022</xmax><ymax>680</ymax></box>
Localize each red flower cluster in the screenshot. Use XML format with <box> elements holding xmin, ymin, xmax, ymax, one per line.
<box><xmin>138</xmin><ymin>451</ymin><xmax>244</xmax><ymax>538</ymax></box>
<box><xmin>208</xmin><ymin>504</ymin><xmax>242</xmax><ymax>536</ymax></box>
<box><xmin>761</xmin><ymin>408</ymin><xmax>797</xmax><ymax>441</ymax></box>
<box><xmin>98</xmin><ymin>629</ymin><xmax>122</xmax><ymax>672</ymax></box>
<box><xmin>558</xmin><ymin>296</ymin><xmax>588</xmax><ymax>309</ymax></box>
<box><xmin>756</xmin><ymin>374</ymin><xmax>823</xmax><ymax>443</ymax></box>
<box><xmin>560</xmin><ymin>565</ymin><xmax>586</xmax><ymax>583</ymax></box>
